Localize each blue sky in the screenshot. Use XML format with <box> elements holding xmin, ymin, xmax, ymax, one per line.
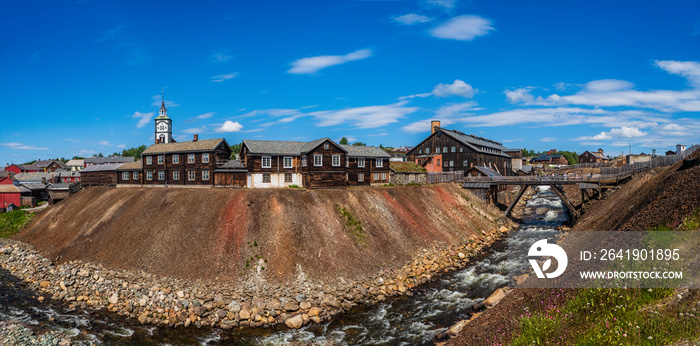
<box><xmin>1</xmin><ymin>0</ymin><xmax>699</xmax><ymax>165</ymax></box>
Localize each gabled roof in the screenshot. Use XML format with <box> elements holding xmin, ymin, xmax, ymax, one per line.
<box><xmin>242</xmin><ymin>138</ymin><xmax>350</xmax><ymax>156</ymax></box>
<box><xmin>340</xmin><ymin>145</ymin><xmax>390</xmax><ymax>158</ymax></box>
<box><xmin>20</xmin><ymin>182</ymin><xmax>48</xmax><ymax>191</ymax></box>
<box><xmin>81</xmin><ymin>163</ymin><xmax>124</xmax><ymax>172</ymax></box>
<box><xmin>65</xmin><ymin>159</ymin><xmax>84</xmax><ymax>167</ymax></box>
<box><xmin>116</xmin><ymin>161</ymin><xmax>143</xmax><ymax>171</ymax></box>
<box><xmin>520</xmin><ymin>165</ymin><xmax>534</xmax><ymax>173</ymax></box>
<box><xmin>0</xmin><ymin>185</ymin><xmax>21</xmax><ymax>193</ymax></box>
<box><xmin>532</xmin><ymin>154</ymin><xmax>564</xmax><ymax>162</ymax></box>
<box><xmin>469</xmin><ymin>166</ymin><xmax>502</xmax><ymax>176</ymax></box>
<box><xmin>17</xmin><ymin>164</ymin><xmax>41</xmax><ymax>171</ymax></box>
<box><xmin>34</xmin><ymin>160</ymin><xmax>55</xmax><ymax>168</ymax></box>
<box><xmin>85</xmin><ymin>157</ymin><xmax>135</xmax><ymax>164</ymax></box>
<box><xmin>214</xmin><ymin>160</ymin><xmax>248</xmax><ymax>173</ymax></box>
<box><xmin>407</xmin><ymin>127</ymin><xmax>511</xmax><ymax>158</ymax></box>
<box><xmin>142</xmin><ymin>138</ymin><xmax>228</xmax><ymax>155</ymax></box>
<box><xmin>300</xmin><ymin>138</ymin><xmax>347</xmax><ymax>154</ymax></box>
<box><xmin>14</xmin><ymin>172</ymin><xmax>56</xmax><ymax>183</ymax></box>
<box><xmin>0</xmin><ymin>171</ymin><xmax>14</xmax><ymax>179</ymax></box>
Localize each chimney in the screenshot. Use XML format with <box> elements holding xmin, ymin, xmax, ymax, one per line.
<box><xmin>193</xmin><ymin>134</ymin><xmax>199</xmax><ymax>142</ymax></box>
<box><xmin>598</xmin><ymin>148</ymin><xmax>604</xmax><ymax>156</ymax></box>
<box><xmin>431</xmin><ymin>120</ymin><xmax>441</xmax><ymax>134</ymax></box>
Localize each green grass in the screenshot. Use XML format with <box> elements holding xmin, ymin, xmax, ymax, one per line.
<box><xmin>0</xmin><ymin>210</ymin><xmax>34</xmax><ymax>238</ymax></box>
<box><xmin>336</xmin><ymin>205</ymin><xmax>367</xmax><ymax>245</ymax></box>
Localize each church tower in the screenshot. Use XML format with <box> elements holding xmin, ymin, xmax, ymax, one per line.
<box><xmin>154</xmin><ymin>91</ymin><xmax>173</xmax><ymax>144</ymax></box>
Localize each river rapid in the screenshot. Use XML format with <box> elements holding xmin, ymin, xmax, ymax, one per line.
<box><xmin>0</xmin><ymin>186</ymin><xmax>567</xmax><ymax>345</ymax></box>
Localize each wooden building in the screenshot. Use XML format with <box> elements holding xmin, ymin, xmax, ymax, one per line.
<box><xmin>465</xmin><ymin>166</ymin><xmax>503</xmax><ymax>178</ymax></box>
<box><xmin>214</xmin><ymin>160</ymin><xmax>247</xmax><ymax>187</ymax></box>
<box><xmin>116</xmin><ymin>161</ymin><xmax>143</xmax><ymax>185</ymax></box>
<box><xmin>141</xmin><ymin>135</ymin><xmax>232</xmax><ymax>186</ymax></box>
<box><xmin>80</xmin><ymin>163</ymin><xmax>123</xmax><ymax>186</ymax></box>
<box><xmin>406</xmin><ymin>120</ymin><xmax>512</xmax><ymax>175</ymax></box>
<box><xmin>0</xmin><ymin>185</ymin><xmax>22</xmax><ymax>208</ymax></box>
<box><xmin>4</xmin><ymin>163</ymin><xmax>40</xmax><ymax>174</ymax></box>
<box><xmin>341</xmin><ymin>144</ymin><xmax>390</xmax><ymax>185</ymax></box>
<box><xmin>84</xmin><ymin>157</ymin><xmax>135</xmax><ymax>168</ymax></box>
<box><xmin>531</xmin><ymin>154</ymin><xmax>568</xmax><ymax>166</ymax></box>
<box><xmin>578</xmin><ymin>148</ymin><xmax>611</xmax><ymax>163</ymax></box>
<box><xmin>34</xmin><ymin>160</ymin><xmax>67</xmax><ymax>172</ymax></box>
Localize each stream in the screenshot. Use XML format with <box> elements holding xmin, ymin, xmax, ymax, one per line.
<box><xmin>0</xmin><ymin>186</ymin><xmax>567</xmax><ymax>345</ymax></box>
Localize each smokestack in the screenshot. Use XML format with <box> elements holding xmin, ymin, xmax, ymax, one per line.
<box><xmin>431</xmin><ymin>120</ymin><xmax>441</xmax><ymax>134</ymax></box>
<box><xmin>193</xmin><ymin>134</ymin><xmax>199</xmax><ymax>142</ymax></box>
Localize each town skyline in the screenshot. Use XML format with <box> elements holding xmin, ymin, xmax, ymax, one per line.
<box><xmin>2</xmin><ymin>0</ymin><xmax>699</xmax><ymax>165</ymax></box>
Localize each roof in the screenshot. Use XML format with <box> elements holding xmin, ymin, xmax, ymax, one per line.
<box><xmin>462</xmin><ymin>182</ymin><xmax>491</xmax><ymax>189</ymax></box>
<box><xmin>340</xmin><ymin>145</ymin><xmax>389</xmax><ymax>158</ymax></box>
<box><xmin>408</xmin><ymin>128</ymin><xmax>511</xmax><ymax>158</ymax></box>
<box><xmin>85</xmin><ymin>157</ymin><xmax>135</xmax><ymax>164</ymax></box>
<box><xmin>14</xmin><ymin>172</ymin><xmax>56</xmax><ymax>183</ymax></box>
<box><xmin>34</xmin><ymin>160</ymin><xmax>55</xmax><ymax>168</ymax></box>
<box><xmin>48</xmin><ymin>183</ymin><xmax>79</xmax><ymax>190</ymax></box>
<box><xmin>581</xmin><ymin>151</ymin><xmax>610</xmax><ymax>160</ymax></box>
<box><xmin>503</xmin><ymin>148</ymin><xmax>521</xmax><ymax>152</ymax></box>
<box><xmin>57</xmin><ymin>171</ymin><xmax>80</xmax><ymax>177</ymax></box>
<box><xmin>0</xmin><ymin>185</ymin><xmax>21</xmax><ymax>193</ymax></box>
<box><xmin>532</xmin><ymin>154</ymin><xmax>564</xmax><ymax>162</ymax></box>
<box><xmin>214</xmin><ymin>160</ymin><xmax>248</xmax><ymax>173</ymax></box>
<box><xmin>155</xmin><ymin>101</ymin><xmax>170</xmax><ymax>120</ymax></box>
<box><xmin>469</xmin><ymin>166</ymin><xmax>503</xmax><ymax>177</ymax></box>
<box><xmin>520</xmin><ymin>165</ymin><xmax>534</xmax><ymax>173</ymax></box>
<box><xmin>242</xmin><ymin>138</ymin><xmax>355</xmax><ymax>156</ymax></box>
<box><xmin>65</xmin><ymin>159</ymin><xmax>84</xmax><ymax>166</ymax></box>
<box><xmin>20</xmin><ymin>182</ymin><xmax>48</xmax><ymax>191</ymax></box>
<box><xmin>142</xmin><ymin>138</ymin><xmax>227</xmax><ymax>155</ymax></box>
<box><xmin>116</xmin><ymin>161</ymin><xmax>143</xmax><ymax>170</ymax></box>
<box><xmin>18</xmin><ymin>164</ymin><xmax>40</xmax><ymax>171</ymax></box>
<box><xmin>81</xmin><ymin>163</ymin><xmax>124</xmax><ymax>172</ymax></box>
<box><xmin>0</xmin><ymin>171</ymin><xmax>14</xmax><ymax>179</ymax></box>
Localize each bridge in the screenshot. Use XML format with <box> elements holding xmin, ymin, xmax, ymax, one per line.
<box><xmin>462</xmin><ymin>172</ymin><xmax>635</xmax><ymax>219</ymax></box>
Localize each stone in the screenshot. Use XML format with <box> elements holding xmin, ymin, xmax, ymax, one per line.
<box><xmin>483</xmin><ymin>288</ymin><xmax>506</xmax><ymax>308</ymax></box>
<box><xmin>239</xmin><ymin>308</ymin><xmax>251</xmax><ymax>320</ymax></box>
<box><xmin>446</xmin><ymin>320</ymin><xmax>469</xmax><ymax>338</ymax></box>
<box><xmin>535</xmin><ymin>207</ymin><xmax>548</xmax><ymax>215</ymax></box>
<box><xmin>295</xmin><ymin>294</ymin><xmax>307</xmax><ymax>302</ymax></box>
<box><xmin>284</xmin><ymin>314</ymin><xmax>304</xmax><ymax>329</ymax></box>
<box><xmin>139</xmin><ymin>297</ymin><xmax>148</xmax><ymax>307</ymax></box>
<box><xmin>284</xmin><ymin>301</ymin><xmax>300</xmax><ymax>312</ymax></box>
<box><xmin>138</xmin><ymin>314</ymin><xmax>149</xmax><ymax>324</ymax></box>
<box><xmin>176</xmin><ymin>290</ymin><xmax>185</xmax><ymax>298</ymax></box>
<box><xmin>308</xmin><ymin>307</ymin><xmax>321</xmax><ymax>317</ymax></box>
<box><xmin>227</xmin><ymin>301</ymin><xmax>241</xmax><ymax>313</ymax></box>
<box><xmin>457</xmin><ymin>253</ymin><xmax>465</xmax><ymax>259</ymax></box>
<box><xmin>310</xmin><ymin>316</ymin><xmax>322</xmax><ymax>324</ymax></box>
<box><xmin>267</xmin><ymin>298</ymin><xmax>281</xmax><ymax>310</ymax></box>
<box><xmin>514</xmin><ymin>274</ymin><xmax>529</xmax><ymax>286</ymax></box>
<box><xmin>39</xmin><ymin>281</ymin><xmax>51</xmax><ymax>288</ymax></box>
<box><xmin>108</xmin><ymin>293</ymin><xmax>119</xmax><ymax>305</ymax></box>
<box><xmin>300</xmin><ymin>301</ymin><xmax>311</xmax><ymax>310</ymax></box>
<box><xmin>216</xmin><ymin>309</ymin><xmax>227</xmax><ymax>319</ymax></box>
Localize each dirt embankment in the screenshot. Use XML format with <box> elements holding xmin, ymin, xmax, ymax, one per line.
<box><xmin>448</xmin><ymin>150</ymin><xmax>700</xmax><ymax>345</ymax></box>
<box><xmin>15</xmin><ymin>185</ymin><xmax>501</xmax><ymax>285</ymax></box>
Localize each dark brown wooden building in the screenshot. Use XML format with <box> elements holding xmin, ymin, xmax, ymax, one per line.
<box><xmin>531</xmin><ymin>154</ymin><xmax>568</xmax><ymax>166</ymax></box>
<box><xmin>406</xmin><ymin>121</ymin><xmax>512</xmax><ymax>175</ymax></box>
<box><xmin>80</xmin><ymin>163</ymin><xmax>123</xmax><ymax>186</ymax></box>
<box><xmin>578</xmin><ymin>148</ymin><xmax>611</xmax><ymax>163</ymax></box>
<box><xmin>116</xmin><ymin>161</ymin><xmax>143</xmax><ymax>185</ymax></box>
<box><xmin>214</xmin><ymin>160</ymin><xmax>247</xmax><ymax>187</ymax></box>
<box><xmin>141</xmin><ymin>136</ymin><xmax>232</xmax><ymax>186</ymax></box>
<box><xmin>341</xmin><ymin>144</ymin><xmax>390</xmax><ymax>185</ymax></box>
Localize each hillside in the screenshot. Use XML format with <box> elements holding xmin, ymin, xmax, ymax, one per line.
<box><xmin>15</xmin><ymin>185</ymin><xmax>502</xmax><ymax>285</ymax></box>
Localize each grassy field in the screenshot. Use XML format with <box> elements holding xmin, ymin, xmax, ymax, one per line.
<box><xmin>0</xmin><ymin>210</ymin><xmax>34</xmax><ymax>238</ymax></box>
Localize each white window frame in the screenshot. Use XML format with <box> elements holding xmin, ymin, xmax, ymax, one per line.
<box><xmin>324</xmin><ymin>143</ymin><xmax>329</xmax><ymax>149</ymax></box>
<box><xmin>122</xmin><ymin>172</ymin><xmax>129</xmax><ymax>180</ymax></box>
<box><xmin>376</xmin><ymin>159</ymin><xmax>383</xmax><ymax>168</ymax></box>
<box><xmin>158</xmin><ymin>170</ymin><xmax>164</xmax><ymax>180</ymax></box>
<box><xmin>146</xmin><ymin>156</ymin><xmax>152</xmax><ymax>165</ymax></box>
<box><xmin>460</xmin><ymin>147</ymin><xmax>463</xmax><ymax>152</ymax></box>
<box><xmin>358</xmin><ymin>173</ymin><xmax>364</xmax><ymax>182</ymax></box>
<box><xmin>133</xmin><ymin>171</ymin><xmax>138</xmax><ymax>180</ymax></box>
<box><xmin>188</xmin><ymin>171</ymin><xmax>196</xmax><ymax>181</ymax></box>
<box><xmin>436</xmin><ymin>147</ymin><xmax>440</xmax><ymax>154</ymax></box>
<box><xmin>358</xmin><ymin>158</ymin><xmax>365</xmax><ymax>168</ymax></box>
<box><xmin>146</xmin><ymin>171</ymin><xmax>152</xmax><ymax>180</ymax></box>
<box><xmin>346</xmin><ymin>157</ymin><xmax>349</xmax><ymax>167</ymax></box>
<box><xmin>202</xmin><ymin>153</ymin><xmax>210</xmax><ymax>163</ymax></box>
<box><xmin>262</xmin><ymin>173</ymin><xmax>271</xmax><ymax>183</ymax></box>
<box><xmin>202</xmin><ymin>170</ymin><xmax>210</xmax><ymax>180</ymax></box>
<box><xmin>172</xmin><ymin>154</ymin><xmax>179</xmax><ymax>164</ymax></box>
<box><xmin>419</xmin><ymin>149</ymin><xmax>422</xmax><ymax>154</ymax></box>
<box><xmin>443</xmin><ymin>147</ymin><xmax>448</xmax><ymax>153</ymax></box>
<box><xmin>314</xmin><ymin>154</ymin><xmax>322</xmax><ymax>167</ymax></box>
<box><xmin>450</xmin><ymin>160</ymin><xmax>454</xmax><ymax>167</ymax></box>
<box><xmin>283</xmin><ymin>156</ymin><xmax>293</xmax><ymax>168</ymax></box>
<box><xmin>158</xmin><ymin>155</ymin><xmax>164</xmax><ymax>164</ymax></box>
<box><xmin>426</xmin><ymin>148</ymin><xmax>430</xmax><ymax>154</ymax></box>
<box><xmin>332</xmin><ymin>155</ymin><xmax>340</xmax><ymax>167</ymax></box>
<box><xmin>262</xmin><ymin>156</ymin><xmax>272</xmax><ymax>168</ymax></box>
<box><xmin>188</xmin><ymin>154</ymin><xmax>195</xmax><ymax>163</ymax></box>
<box><xmin>451</xmin><ymin>146</ymin><xmax>456</xmax><ymax>153</ymax></box>
<box><xmin>302</xmin><ymin>155</ymin><xmax>307</xmax><ymax>167</ymax></box>
<box><xmin>173</xmin><ymin>171</ymin><xmax>180</xmax><ymax>180</ymax></box>
<box><xmin>381</xmin><ymin>173</ymin><xmax>386</xmax><ymax>180</ymax></box>
<box><xmin>373</xmin><ymin>173</ymin><xmax>379</xmax><ymax>181</ymax></box>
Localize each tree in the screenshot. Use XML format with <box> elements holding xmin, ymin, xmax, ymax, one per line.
<box><xmin>121</xmin><ymin>145</ymin><xmax>147</xmax><ymax>159</ymax></box>
<box><xmin>352</xmin><ymin>142</ymin><xmax>366</xmax><ymax>146</ymax></box>
<box><xmin>230</xmin><ymin>142</ymin><xmax>242</xmax><ymax>156</ymax></box>
<box><xmin>71</xmin><ymin>156</ymin><xmax>84</xmax><ymax>160</ymax></box>
<box><xmin>339</xmin><ymin>137</ymin><xmax>349</xmax><ymax>145</ymax></box>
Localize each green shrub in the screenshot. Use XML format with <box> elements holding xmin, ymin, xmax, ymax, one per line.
<box><xmin>0</xmin><ymin>210</ymin><xmax>34</xmax><ymax>238</ymax></box>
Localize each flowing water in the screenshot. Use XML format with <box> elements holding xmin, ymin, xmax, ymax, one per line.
<box><xmin>0</xmin><ymin>186</ymin><xmax>568</xmax><ymax>345</ymax></box>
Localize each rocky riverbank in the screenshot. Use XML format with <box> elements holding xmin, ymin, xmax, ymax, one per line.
<box><xmin>0</xmin><ymin>225</ymin><xmax>511</xmax><ymax>332</ymax></box>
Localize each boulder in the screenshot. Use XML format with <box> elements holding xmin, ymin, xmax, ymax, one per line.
<box><xmin>483</xmin><ymin>288</ymin><xmax>506</xmax><ymax>308</ymax></box>
<box><xmin>446</xmin><ymin>319</ymin><xmax>469</xmax><ymax>338</ymax></box>
<box><xmin>284</xmin><ymin>314</ymin><xmax>304</xmax><ymax>329</ymax></box>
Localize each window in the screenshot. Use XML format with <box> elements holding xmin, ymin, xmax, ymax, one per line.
<box><xmin>358</xmin><ymin>158</ymin><xmax>365</xmax><ymax>168</ymax></box>
<box><xmin>302</xmin><ymin>155</ymin><xmax>307</xmax><ymax>167</ymax></box>
<box><xmin>262</xmin><ymin>173</ymin><xmax>271</xmax><ymax>183</ymax></box>
<box><xmin>443</xmin><ymin>147</ymin><xmax>448</xmax><ymax>153</ymax></box>
<box><xmin>324</xmin><ymin>143</ymin><xmax>329</xmax><ymax>149</ymax></box>
<box><xmin>284</xmin><ymin>173</ymin><xmax>292</xmax><ymax>183</ymax></box>
<box><xmin>332</xmin><ymin>155</ymin><xmax>340</xmax><ymax>166</ymax></box>
<box><xmin>173</xmin><ymin>154</ymin><xmax>179</xmax><ymax>164</ymax></box>
<box><xmin>444</xmin><ymin>160</ymin><xmax>448</xmax><ymax>167</ymax></box>
<box><xmin>173</xmin><ymin>171</ymin><xmax>180</xmax><ymax>180</ymax></box>
<box><xmin>314</xmin><ymin>154</ymin><xmax>322</xmax><ymax>166</ymax></box>
<box><xmin>283</xmin><ymin>157</ymin><xmax>293</xmax><ymax>168</ymax></box>
<box><xmin>460</xmin><ymin>147</ymin><xmax>463</xmax><ymax>152</ymax></box>
<box><xmin>376</xmin><ymin>159</ymin><xmax>383</xmax><ymax>168</ymax></box>
<box><xmin>451</xmin><ymin>146</ymin><xmax>456</xmax><ymax>153</ymax></box>
<box><xmin>463</xmin><ymin>160</ymin><xmax>468</xmax><ymax>166</ymax></box>
<box><xmin>188</xmin><ymin>171</ymin><xmax>196</xmax><ymax>181</ymax></box>
<box><xmin>202</xmin><ymin>153</ymin><xmax>210</xmax><ymax>163</ymax></box>
<box><xmin>133</xmin><ymin>171</ymin><xmax>138</xmax><ymax>180</ymax></box>
<box><xmin>381</xmin><ymin>173</ymin><xmax>386</xmax><ymax>180</ymax></box>
<box><xmin>346</xmin><ymin>157</ymin><xmax>349</xmax><ymax>167</ymax></box>
<box><xmin>122</xmin><ymin>172</ymin><xmax>129</xmax><ymax>180</ymax></box>
<box><xmin>373</xmin><ymin>173</ymin><xmax>379</xmax><ymax>181</ymax></box>
<box><xmin>436</xmin><ymin>147</ymin><xmax>441</xmax><ymax>154</ymax></box>
<box><xmin>202</xmin><ymin>170</ymin><xmax>210</xmax><ymax>180</ymax></box>
<box><xmin>158</xmin><ymin>155</ymin><xmax>164</xmax><ymax>164</ymax></box>
<box><xmin>437</xmin><ymin>159</ymin><xmax>441</xmax><ymax>166</ymax></box>
<box><xmin>450</xmin><ymin>160</ymin><xmax>454</xmax><ymax>167</ymax></box>
<box><xmin>358</xmin><ymin>173</ymin><xmax>364</xmax><ymax>182</ymax></box>
<box><xmin>419</xmin><ymin>149</ymin><xmax>422</xmax><ymax>154</ymax></box>
<box><xmin>158</xmin><ymin>170</ymin><xmax>164</xmax><ymax>180</ymax></box>
<box><xmin>146</xmin><ymin>171</ymin><xmax>152</xmax><ymax>180</ymax></box>
<box><xmin>146</xmin><ymin>156</ymin><xmax>152</xmax><ymax>165</ymax></box>
<box><xmin>426</xmin><ymin>148</ymin><xmax>430</xmax><ymax>154</ymax></box>
<box><xmin>188</xmin><ymin>154</ymin><xmax>195</xmax><ymax>163</ymax></box>
<box><xmin>262</xmin><ymin>156</ymin><xmax>272</xmax><ymax>168</ymax></box>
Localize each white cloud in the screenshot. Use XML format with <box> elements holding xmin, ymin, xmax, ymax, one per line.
<box><xmin>216</xmin><ymin>121</ymin><xmax>243</xmax><ymax>133</ymax></box>
<box><xmin>132</xmin><ymin>111</ymin><xmax>154</xmax><ymax>128</ymax></box>
<box><xmin>117</xmin><ymin>144</ymin><xmax>126</xmax><ymax>149</ymax></box>
<box><xmin>183</xmin><ymin>127</ymin><xmax>206</xmax><ymax>134</ymax></box>
<box><xmin>504</xmin><ymin>87</ymin><xmax>562</xmax><ymax>106</ymax></box>
<box><xmin>576</xmin><ymin>126</ymin><xmax>648</xmax><ymax>141</ymax></box>
<box><xmin>402</xmin><ymin>101</ymin><xmax>478</xmax><ymax>133</ymax></box>
<box><xmin>540</xmin><ymin>137</ymin><xmax>557</xmax><ymax>142</ymax></box>
<box><xmin>150</xmin><ymin>95</ymin><xmax>179</xmax><ymax>107</ymax></box>
<box><xmin>309</xmin><ymin>101</ymin><xmax>418</xmax><ymax>128</ymax></box>
<box><xmin>211</xmin><ymin>73</ymin><xmax>237</xmax><ymax>82</ymax></box>
<box><xmin>0</xmin><ymin>142</ymin><xmax>49</xmax><ymax>150</ymax></box>
<box><xmin>195</xmin><ymin>112</ymin><xmax>214</xmax><ymax>120</ymax></box>
<box><xmin>288</xmin><ymin>49</ymin><xmax>373</xmax><ymax>74</ymax></box>
<box><xmin>424</xmin><ymin>0</ymin><xmax>458</xmax><ymax>11</ymax></box>
<box><xmin>392</xmin><ymin>13</ymin><xmax>432</xmax><ymax>25</ymax></box>
<box><xmin>430</xmin><ymin>15</ymin><xmax>494</xmax><ymax>41</ymax></box>
<box><xmin>584</xmin><ymin>79</ymin><xmax>635</xmax><ymax>92</ymax></box>
<box><xmin>211</xmin><ymin>52</ymin><xmax>232</xmax><ymax>62</ymax></box>
<box><xmin>98</xmin><ymin>141</ymin><xmax>111</xmax><ymax>146</ymax></box>
<box><xmin>655</xmin><ymin>60</ymin><xmax>700</xmax><ymax>86</ymax></box>
<box><xmin>401</xmin><ymin>79</ymin><xmax>477</xmax><ymax>99</ymax></box>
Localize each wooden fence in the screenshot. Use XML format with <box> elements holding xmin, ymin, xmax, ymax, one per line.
<box><xmin>427</xmin><ymin>171</ymin><xmax>464</xmax><ymax>184</ymax></box>
<box><xmin>601</xmin><ymin>145</ymin><xmax>699</xmax><ymax>175</ymax></box>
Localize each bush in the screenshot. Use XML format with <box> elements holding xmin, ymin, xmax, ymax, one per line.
<box><xmin>0</xmin><ymin>210</ymin><xmax>34</xmax><ymax>238</ymax></box>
